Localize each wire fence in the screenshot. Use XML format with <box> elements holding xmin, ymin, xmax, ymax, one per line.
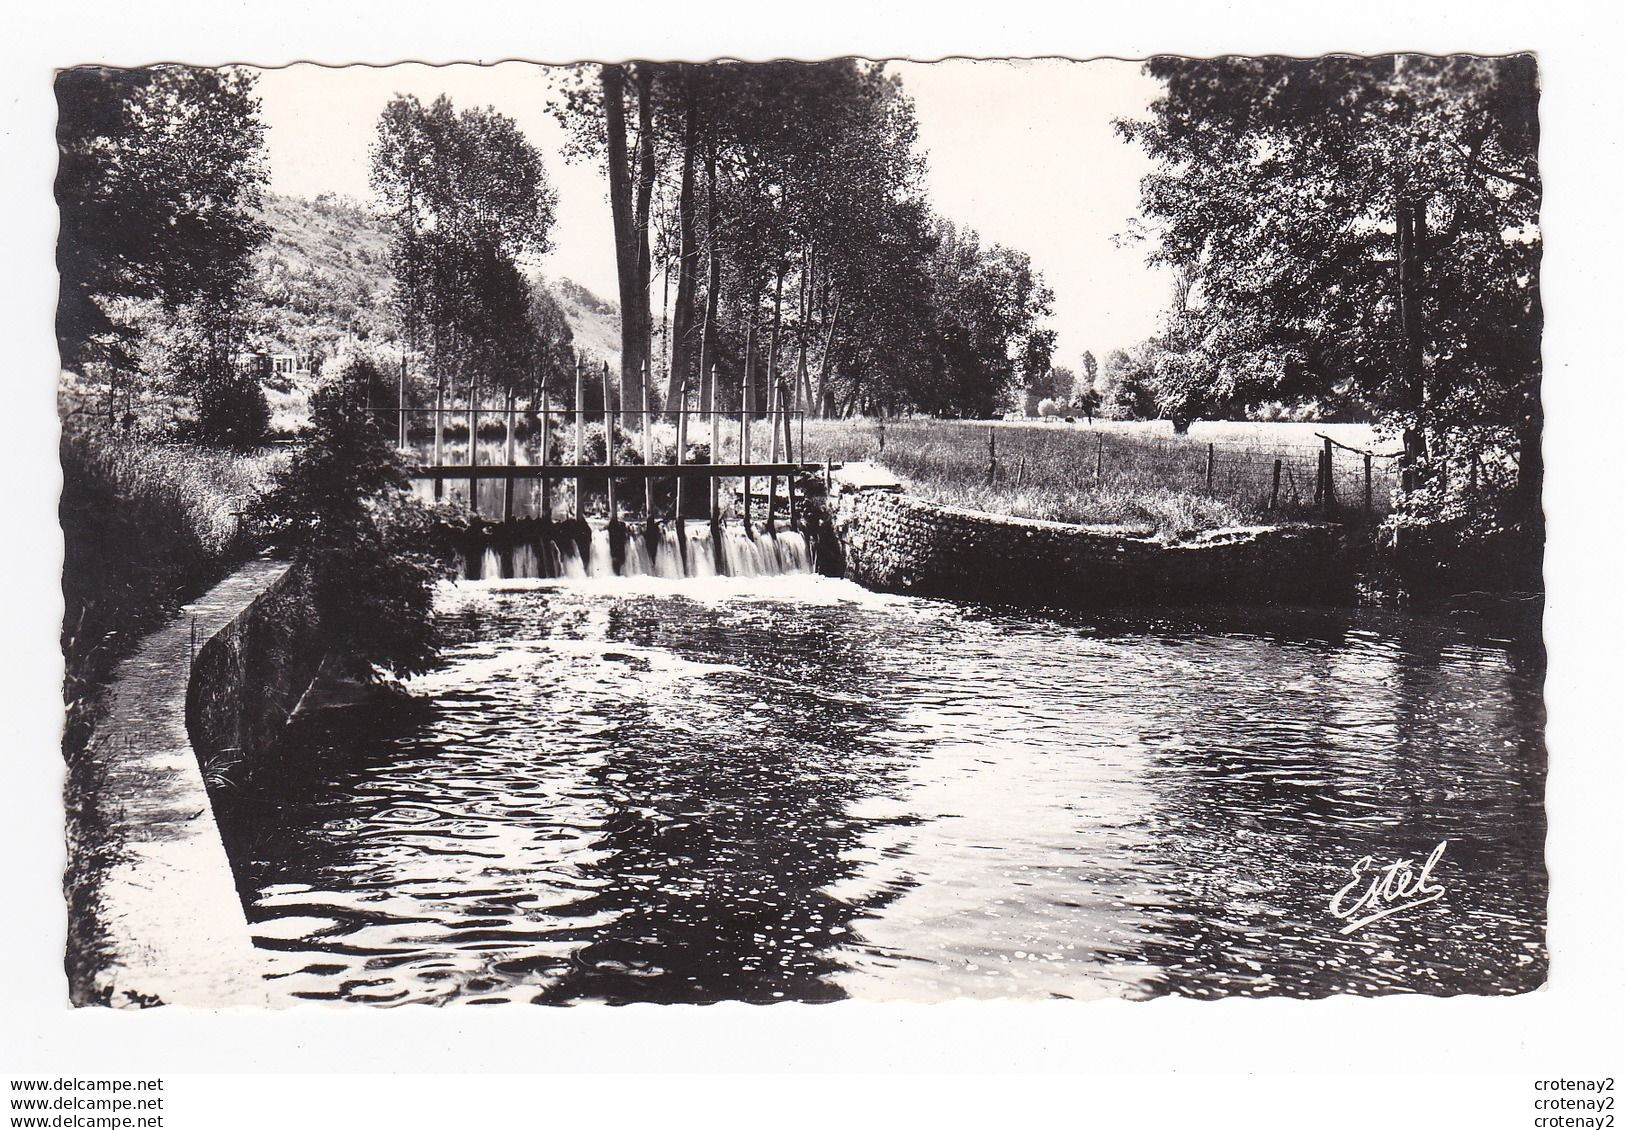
<box><xmin>803</xmin><ymin>417</ymin><xmax>1402</xmax><ymax>527</ymax></box>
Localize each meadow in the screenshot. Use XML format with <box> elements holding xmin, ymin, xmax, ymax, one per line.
<box><xmin>797</xmin><ymin>417</ymin><xmax>1396</xmax><ymax>536</ymax></box>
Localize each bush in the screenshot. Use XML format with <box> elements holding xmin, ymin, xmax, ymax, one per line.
<box><xmin>254</xmin><ymin>376</ymin><xmax>456</xmax><ymax>681</ymax></box>
<box><xmin>185</xmin><ymin>363</ymin><xmax>270</xmax><ymax>446</ymax></box>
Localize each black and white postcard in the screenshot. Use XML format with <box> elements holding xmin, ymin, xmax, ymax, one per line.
<box><xmin>7</xmin><ymin>6</ymin><xmax>1620</xmax><ymax>1127</ymax></box>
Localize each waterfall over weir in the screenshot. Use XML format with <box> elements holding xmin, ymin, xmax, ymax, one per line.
<box><xmin>459</xmin><ymin>521</ymin><xmax>813</xmax><ymax>582</ymax></box>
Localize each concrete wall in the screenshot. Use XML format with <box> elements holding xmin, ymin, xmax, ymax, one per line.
<box><xmin>819</xmin><ymin>478</ymin><xmax>1350</xmax><ymax>607</ymax></box>
<box><xmin>185</xmin><ymin>563</ymin><xmax>325</xmax><ymax>790</ymax></box>
<box><xmin>77</xmin><ymin>559</ymin><xmax>293</xmax><ymax>1008</ymax></box>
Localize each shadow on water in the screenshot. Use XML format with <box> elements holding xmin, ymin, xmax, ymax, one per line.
<box><xmin>211</xmin><ymin>578</ymin><xmax>1546</xmax><ymax>1005</ymax></box>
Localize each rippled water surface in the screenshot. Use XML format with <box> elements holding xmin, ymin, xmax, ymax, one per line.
<box><xmin>216</xmin><ymin>574</ymin><xmax>1546</xmax><ymax>1004</ymax></box>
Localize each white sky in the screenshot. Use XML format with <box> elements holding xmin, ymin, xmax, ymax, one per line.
<box><xmin>252</xmin><ymin>59</ymin><xmax>1173</xmax><ymax>368</ymax></box>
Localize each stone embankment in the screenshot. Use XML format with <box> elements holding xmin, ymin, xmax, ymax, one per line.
<box><xmin>77</xmin><ymin>557</ymin><xmax>293</xmax><ymax>1008</ymax></box>
<box><xmin>186</xmin><ymin>563</ymin><xmax>324</xmax><ymax>788</ymax></box>
<box><xmin>816</xmin><ymin>463</ymin><xmax>1349</xmax><ymax>607</ymax></box>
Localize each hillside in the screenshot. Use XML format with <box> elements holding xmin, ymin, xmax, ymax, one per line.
<box><xmin>253</xmin><ymin>193</ymin><xmax>622</xmax><ymax>373</ymax></box>
<box><xmin>544</xmin><ymin>276</ymin><xmax>622</xmax><ymax>371</ymax></box>
<box><xmin>253</xmin><ymin>193</ymin><xmax>394</xmax><ymax>359</ymax></box>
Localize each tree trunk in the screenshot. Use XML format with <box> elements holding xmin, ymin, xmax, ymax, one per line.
<box><xmin>699</xmin><ymin>147</ymin><xmax>720</xmax><ymax>415</ymax></box>
<box><xmin>1397</xmin><ymin>192</ymin><xmax>1429</xmax><ymax>492</ymax></box>
<box><xmin>630</xmin><ymin>68</ymin><xmax>656</xmax><ymax>422</ymax></box>
<box><xmin>602</xmin><ymin>64</ymin><xmax>636</xmax><ymax>428</ymax></box>
<box><xmin>666</xmin><ymin>82</ymin><xmax>699</xmax><ymax>417</ymax></box>
<box><xmin>767</xmin><ymin>265</ymin><xmax>785</xmax><ymax>412</ymax></box>
<box><xmin>816</xmin><ymin>293</ymin><xmax>842</xmax><ymax>419</ymax></box>
<box><xmin>601</xmin><ymin>64</ymin><xmax>656</xmax><ymax>427</ymax></box>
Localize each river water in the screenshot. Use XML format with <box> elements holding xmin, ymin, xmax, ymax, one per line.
<box><xmin>216</xmin><ymin>569</ymin><xmax>1546</xmax><ymax>1005</ymax></box>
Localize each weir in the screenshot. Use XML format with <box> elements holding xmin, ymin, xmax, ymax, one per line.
<box><xmin>454</xmin><ymin>518</ymin><xmax>813</xmax><ymax>581</ymax></box>
<box><xmin>379</xmin><ymin>358</ymin><xmax>830</xmax><ymax>536</ymax></box>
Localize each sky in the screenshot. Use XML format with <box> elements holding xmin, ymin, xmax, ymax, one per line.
<box><xmin>252</xmin><ymin>59</ymin><xmax>1174</xmax><ymax>369</ymax></box>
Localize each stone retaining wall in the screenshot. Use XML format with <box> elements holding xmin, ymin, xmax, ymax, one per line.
<box><xmin>77</xmin><ymin>557</ymin><xmax>294</xmax><ymax>1008</ymax></box>
<box><xmin>185</xmin><ymin>562</ymin><xmax>325</xmax><ymax>790</ymax></box>
<box><xmin>821</xmin><ymin>477</ymin><xmax>1349</xmax><ymax>607</ymax></box>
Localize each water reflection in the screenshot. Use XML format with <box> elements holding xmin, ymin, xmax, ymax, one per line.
<box><xmin>215</xmin><ymin>578</ymin><xmax>1546</xmax><ymax>1004</ymax></box>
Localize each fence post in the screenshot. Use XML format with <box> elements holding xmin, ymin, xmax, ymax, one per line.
<box><xmin>1096</xmin><ymin>434</ymin><xmax>1104</xmax><ymax>482</ymax></box>
<box><xmin>539</xmin><ymin>386</ymin><xmax>551</xmax><ymax>525</ymax></box>
<box><xmin>708</xmin><ymin>361</ymin><xmax>720</xmax><ymax>528</ymax></box>
<box><xmin>1270</xmin><ymin>458</ymin><xmax>1283</xmax><ymax>511</ymax></box>
<box><xmin>766</xmin><ymin>377</ymin><xmax>780</xmax><ymax>532</ymax></box>
<box><xmin>1321</xmin><ymin>437</ymin><xmax>1335</xmax><ymax>518</ymax></box>
<box><xmin>433</xmin><ymin>376</ymin><xmax>445</xmax><ymax>502</ymax></box>
<box><xmin>1364</xmin><ymin>452</ymin><xmax>1374</xmax><ymax>518</ymax></box>
<box><xmin>468</xmin><ymin>382</ymin><xmax>479</xmax><ymax>515</ymax></box>
<box><xmin>398</xmin><ymin>351</ymin><xmax>407</xmax><ymax>450</ymax></box>
<box><xmin>603</xmin><ymin>361</ymin><xmax>617</xmax><ymax>520</ymax></box>
<box><xmin>573</xmin><ymin>357</ymin><xmax>585</xmax><ymax>520</ymax></box>
<box><xmin>1205</xmin><ymin>443</ymin><xmax>1215</xmax><ymax>490</ymax></box>
<box><xmin>643</xmin><ymin>364</ymin><xmax>655</xmax><ymax>520</ymax></box>
<box><xmin>741</xmin><ymin>370</ymin><xmax>752</xmax><ymax>532</ymax></box>
<box><xmin>987</xmin><ymin>427</ymin><xmax>997</xmax><ymax>484</ymax></box>
<box><xmin>674</xmin><ymin>381</ymin><xmax>688</xmax><ymax>557</ymax></box>
<box><xmin>503</xmin><ymin>388</ymin><xmax>516</xmax><ymax>523</ymax></box>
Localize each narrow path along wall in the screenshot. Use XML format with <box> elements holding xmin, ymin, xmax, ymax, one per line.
<box><xmin>77</xmin><ymin>557</ymin><xmax>292</xmax><ymax>1008</ymax></box>
<box><xmin>820</xmin><ymin>464</ymin><xmax>1350</xmax><ymax>607</ymax></box>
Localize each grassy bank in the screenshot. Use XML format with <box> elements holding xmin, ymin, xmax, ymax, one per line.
<box><xmin>799</xmin><ymin>417</ymin><xmax>1394</xmax><ymax>536</ymax></box>
<box><xmin>60</xmin><ymin>426</ymin><xmax>282</xmax><ymax>1000</ymax></box>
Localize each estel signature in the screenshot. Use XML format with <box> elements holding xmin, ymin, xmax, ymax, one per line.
<box><xmin>1328</xmin><ymin>841</ymin><xmax>1448</xmax><ymax>935</ymax></box>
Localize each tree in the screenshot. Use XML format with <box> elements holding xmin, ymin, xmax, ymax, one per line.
<box><xmin>254</xmin><ymin>368</ymin><xmax>454</xmax><ymax>681</ymax></box>
<box><xmin>1097</xmin><ymin>347</ymin><xmax>1157</xmax><ymax>420</ymax></box>
<box><xmin>371</xmin><ymin>94</ymin><xmax>556</xmax><ymax>417</ymax></box>
<box><xmin>56</xmin><ymin>66</ymin><xmax>270</xmax><ymax>440</ymax></box>
<box><xmin>551</xmin><ymin>65</ymin><xmax>664</xmax><ymax>422</ymax></box>
<box><xmin>525</xmin><ymin>280</ymin><xmax>577</xmax><ymax>409</ymax></box>
<box><xmin>1119</xmin><ymin>55</ymin><xmax>1540</xmax><ymax>525</ymax></box>
<box><xmin>56</xmin><ymin>66</ymin><xmax>269</xmax><ymax>373</ymax></box>
<box><xmin>1076</xmin><ymin>351</ymin><xmax>1101</xmax><ymax>421</ymax></box>
<box><xmin>923</xmin><ymin>220</ymin><xmax>1055</xmax><ymax>417</ymax></box>
<box><xmin>554</xmin><ymin>60</ymin><xmax>934</xmax><ymax>421</ymax></box>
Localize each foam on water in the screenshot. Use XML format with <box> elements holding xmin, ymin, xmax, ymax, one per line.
<box><xmin>460</xmin><ymin>522</ymin><xmax>813</xmax><ymax>583</ymax></box>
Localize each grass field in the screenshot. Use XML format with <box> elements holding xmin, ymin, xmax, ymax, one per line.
<box><xmin>797</xmin><ymin>417</ymin><xmax>1397</xmax><ymax>536</ymax></box>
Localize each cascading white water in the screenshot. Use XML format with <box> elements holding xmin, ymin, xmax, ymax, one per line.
<box><xmin>463</xmin><ymin>522</ymin><xmax>812</xmax><ymax>582</ymax></box>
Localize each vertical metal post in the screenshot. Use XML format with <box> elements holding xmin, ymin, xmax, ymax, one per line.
<box><xmin>740</xmin><ymin>369</ymin><xmax>752</xmax><ymax>532</ymax></box>
<box><xmin>1271</xmin><ymin>458</ymin><xmax>1283</xmax><ymax>511</ymax></box>
<box><xmin>675</xmin><ymin>381</ymin><xmax>688</xmax><ymax>526</ymax></box>
<box><xmin>782</xmin><ymin>384</ymin><xmax>797</xmax><ymax>529</ymax></box>
<box><xmin>433</xmin><ymin>375</ymin><xmax>445</xmax><ymax>502</ymax></box>
<box><xmin>1205</xmin><ymin>443</ymin><xmax>1215</xmax><ymax>490</ymax></box>
<box><xmin>1322</xmin><ymin>437</ymin><xmax>1335</xmax><ymax>517</ymax></box>
<box><xmin>766</xmin><ymin>375</ymin><xmax>780</xmax><ymax>531</ymax></box>
<box><xmin>467</xmin><ymin>379</ymin><xmax>479</xmax><ymax>515</ymax></box>
<box><xmin>540</xmin><ymin>386</ymin><xmax>552</xmax><ymax>525</ymax></box>
<box><xmin>398</xmin><ymin>350</ymin><xmax>407</xmax><ymax>450</ymax></box>
<box><xmin>708</xmin><ymin>361</ymin><xmax>720</xmax><ymax>528</ymax></box>
<box><xmin>603</xmin><ymin>361</ymin><xmax>617</xmax><ymax>519</ymax></box>
<box><xmin>1364</xmin><ymin>452</ymin><xmax>1374</xmax><ymax>518</ymax></box>
<box><xmin>643</xmin><ymin>361</ymin><xmax>654</xmax><ymax>519</ymax></box>
<box><xmin>573</xmin><ymin>356</ymin><xmax>585</xmax><ymax>520</ymax></box>
<box><xmin>503</xmin><ymin>389</ymin><xmax>517</xmax><ymax>523</ymax></box>
<box><xmin>1096</xmin><ymin>434</ymin><xmax>1104</xmax><ymax>481</ymax></box>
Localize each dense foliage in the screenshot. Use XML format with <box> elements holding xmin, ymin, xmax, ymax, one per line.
<box><xmin>553</xmin><ymin>60</ymin><xmax>1055</xmax><ymax>421</ymax></box>
<box><xmin>1118</xmin><ymin>55</ymin><xmax>1541</xmax><ymax>567</ymax></box>
<box><xmin>57</xmin><ymin>66</ymin><xmax>271</xmax><ymax>444</ymax></box>
<box><xmin>255</xmin><ymin>371</ymin><xmax>456</xmax><ymax>681</ymax></box>
<box><xmin>371</xmin><ymin>95</ymin><xmax>558</xmax><ymax>418</ymax></box>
